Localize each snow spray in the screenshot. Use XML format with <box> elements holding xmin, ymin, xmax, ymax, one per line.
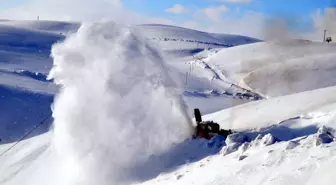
<box><xmin>48</xmin><ymin>21</ymin><xmax>193</xmax><ymax>185</ymax></box>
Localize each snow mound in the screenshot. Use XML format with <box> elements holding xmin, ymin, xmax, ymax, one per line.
<box><xmin>46</xmin><ymin>21</ymin><xmax>193</xmax><ymax>185</ymax></box>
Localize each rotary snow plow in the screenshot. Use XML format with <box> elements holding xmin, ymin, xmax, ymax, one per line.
<box><xmin>193</xmin><ymin>108</ymin><xmax>232</xmax><ymax>140</ymax></box>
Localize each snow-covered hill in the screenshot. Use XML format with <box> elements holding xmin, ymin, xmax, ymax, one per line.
<box><xmin>204</xmin><ymin>39</ymin><xmax>336</xmax><ymax>97</ymax></box>
<box><xmin>134</xmin><ymin>24</ymin><xmax>260</xmax><ymax>55</ymax></box>
<box><xmin>1</xmin><ymin>20</ymin><xmax>336</xmax><ymax>185</ymax></box>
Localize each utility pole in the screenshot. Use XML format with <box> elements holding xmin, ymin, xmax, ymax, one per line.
<box><xmin>185</xmin><ymin>72</ymin><xmax>189</xmax><ymax>86</ymax></box>
<box><xmin>323</xmin><ymin>30</ymin><xmax>327</xmax><ymax>42</ymax></box>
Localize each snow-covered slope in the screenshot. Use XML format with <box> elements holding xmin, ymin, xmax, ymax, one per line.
<box><xmin>205</xmin><ymin>39</ymin><xmax>336</xmax><ymax>97</ymax></box>
<box><xmin>0</xmin><ymin>21</ymin><xmax>61</xmax><ymax>144</ymax></box>
<box><xmin>0</xmin><ymin>20</ymin><xmax>80</xmax><ymax>35</ymax></box>
<box><xmin>141</xmin><ymin>85</ymin><xmax>336</xmax><ymax>185</ymax></box>
<box><xmin>134</xmin><ymin>24</ymin><xmax>261</xmax><ymax>53</ymax></box>
<box><xmin>1</xmin><ymin>20</ymin><xmax>336</xmax><ymax>185</ymax></box>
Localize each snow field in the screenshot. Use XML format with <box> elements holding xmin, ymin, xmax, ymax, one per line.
<box><xmin>1</xmin><ymin>20</ymin><xmax>336</xmax><ymax>185</ymax></box>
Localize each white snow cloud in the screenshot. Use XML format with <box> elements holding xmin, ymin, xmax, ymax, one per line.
<box><xmin>48</xmin><ymin>21</ymin><xmax>193</xmax><ymax>185</ymax></box>
<box><xmin>313</xmin><ymin>8</ymin><xmax>336</xmax><ymax>40</ymax></box>
<box><xmin>203</xmin><ymin>5</ymin><xmax>229</xmax><ymax>22</ymax></box>
<box><xmin>215</xmin><ymin>0</ymin><xmax>253</xmax><ymax>3</ymax></box>
<box><xmin>165</xmin><ymin>4</ymin><xmax>188</xmax><ymax>14</ymax></box>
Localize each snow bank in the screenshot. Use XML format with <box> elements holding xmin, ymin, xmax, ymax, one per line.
<box><xmin>46</xmin><ymin>21</ymin><xmax>193</xmax><ymax>185</ymax></box>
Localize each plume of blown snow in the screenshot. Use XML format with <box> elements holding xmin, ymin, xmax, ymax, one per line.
<box><xmin>314</xmin><ymin>8</ymin><xmax>336</xmax><ymax>40</ymax></box>
<box><xmin>47</xmin><ymin>21</ymin><xmax>193</xmax><ymax>185</ymax></box>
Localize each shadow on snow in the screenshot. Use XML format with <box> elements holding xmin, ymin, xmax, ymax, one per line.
<box><xmin>130</xmin><ymin>116</ymin><xmax>320</xmax><ymax>183</ymax></box>
<box><xmin>0</xmin><ymin>85</ymin><xmax>53</xmax><ymax>144</ymax></box>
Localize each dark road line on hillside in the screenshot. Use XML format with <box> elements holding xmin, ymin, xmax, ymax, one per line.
<box><xmin>0</xmin><ymin>112</ymin><xmax>52</xmax><ymax>157</ymax></box>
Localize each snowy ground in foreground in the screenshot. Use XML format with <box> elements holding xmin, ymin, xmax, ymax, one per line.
<box><xmin>140</xmin><ymin>86</ymin><xmax>336</xmax><ymax>185</ymax></box>
<box><xmin>1</xmin><ymin>20</ymin><xmax>336</xmax><ymax>185</ymax></box>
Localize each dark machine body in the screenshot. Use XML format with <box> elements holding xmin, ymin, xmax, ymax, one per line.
<box><xmin>193</xmin><ymin>108</ymin><xmax>232</xmax><ymax>139</ymax></box>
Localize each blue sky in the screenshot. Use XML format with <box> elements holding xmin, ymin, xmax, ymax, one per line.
<box><xmin>1</xmin><ymin>0</ymin><xmax>333</xmax><ymax>17</ymax></box>
<box><xmin>123</xmin><ymin>0</ymin><xmax>333</xmax><ymax>17</ymax></box>
<box><xmin>122</xmin><ymin>0</ymin><xmax>334</xmax><ymax>32</ymax></box>
<box><xmin>0</xmin><ymin>0</ymin><xmax>334</xmax><ymax>39</ymax></box>
<box><xmin>116</xmin><ymin>0</ymin><xmax>331</xmax><ymax>32</ymax></box>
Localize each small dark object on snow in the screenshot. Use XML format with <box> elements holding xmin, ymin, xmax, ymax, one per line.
<box><xmin>194</xmin><ymin>108</ymin><xmax>232</xmax><ymax>140</ymax></box>
<box><xmin>194</xmin><ymin>108</ymin><xmax>202</xmax><ymax>123</ymax></box>
<box><xmin>326</xmin><ymin>37</ymin><xmax>332</xmax><ymax>43</ymax></box>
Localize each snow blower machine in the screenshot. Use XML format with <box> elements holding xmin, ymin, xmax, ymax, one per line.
<box><xmin>193</xmin><ymin>108</ymin><xmax>232</xmax><ymax>140</ymax></box>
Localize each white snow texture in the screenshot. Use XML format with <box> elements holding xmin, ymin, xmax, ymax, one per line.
<box><xmin>47</xmin><ymin>22</ymin><xmax>193</xmax><ymax>185</ymax></box>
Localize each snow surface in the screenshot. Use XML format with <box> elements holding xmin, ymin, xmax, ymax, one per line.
<box><xmin>0</xmin><ymin>21</ymin><xmax>60</xmax><ymax>145</ymax></box>
<box><xmin>1</xmin><ymin>20</ymin><xmax>336</xmax><ymax>185</ymax></box>
<box><xmin>205</xmin><ymin>39</ymin><xmax>336</xmax><ymax>97</ymax></box>
<box><xmin>0</xmin><ymin>20</ymin><xmax>80</xmax><ymax>35</ymax></box>
<box><xmin>134</xmin><ymin>24</ymin><xmax>261</xmax><ymax>53</ymax></box>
